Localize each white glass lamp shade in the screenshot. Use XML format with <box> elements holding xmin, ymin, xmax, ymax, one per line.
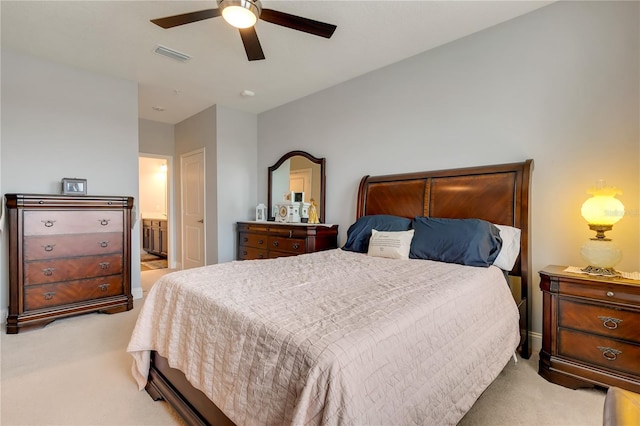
<box><xmin>220</xmin><ymin>0</ymin><xmax>259</xmax><ymax>28</ymax></box>
<box><xmin>580</xmin><ymin>185</ymin><xmax>624</xmax><ymax>226</ymax></box>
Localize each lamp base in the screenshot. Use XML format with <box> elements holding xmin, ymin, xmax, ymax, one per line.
<box><xmin>580</xmin><ymin>265</ymin><xmax>620</xmax><ymax>277</ymax></box>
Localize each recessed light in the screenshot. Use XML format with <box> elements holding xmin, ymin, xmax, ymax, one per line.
<box><xmin>152</xmin><ymin>106</ymin><xmax>165</xmax><ymax>112</ymax></box>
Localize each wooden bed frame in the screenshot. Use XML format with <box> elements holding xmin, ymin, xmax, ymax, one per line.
<box><xmin>145</xmin><ymin>159</ymin><xmax>534</xmax><ymax>425</ymax></box>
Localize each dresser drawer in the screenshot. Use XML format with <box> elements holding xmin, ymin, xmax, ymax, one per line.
<box><xmin>23</xmin><ymin>210</ymin><xmax>123</xmax><ymax>236</ymax></box>
<box><xmin>24</xmin><ymin>254</ymin><xmax>123</xmax><ymax>285</ymax></box>
<box><xmin>238</xmin><ymin>246</ymin><xmax>268</xmax><ymax>260</ymax></box>
<box><xmin>559</xmin><ymin>299</ymin><xmax>640</xmax><ymax>342</ymax></box>
<box><xmin>559</xmin><ymin>281</ymin><xmax>640</xmax><ymax>306</ymax></box>
<box><xmin>558</xmin><ymin>329</ymin><xmax>640</xmax><ymax>376</ymax></box>
<box><xmin>239</xmin><ymin>232</ymin><xmax>268</xmax><ymax>250</ymax></box>
<box><xmin>268</xmin><ymin>236</ymin><xmax>306</xmax><ymax>254</ymax></box>
<box><xmin>25</xmin><ymin>275</ymin><xmax>124</xmax><ymax>311</ymax></box>
<box><xmin>24</xmin><ymin>232</ymin><xmax>123</xmax><ymax>261</ymax></box>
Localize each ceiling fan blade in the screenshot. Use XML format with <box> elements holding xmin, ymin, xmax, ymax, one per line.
<box><xmin>260</xmin><ymin>8</ymin><xmax>336</xmax><ymax>39</ymax></box>
<box><xmin>151</xmin><ymin>9</ymin><xmax>221</xmax><ymax>29</ymax></box>
<box><xmin>239</xmin><ymin>27</ymin><xmax>265</xmax><ymax>61</ymax></box>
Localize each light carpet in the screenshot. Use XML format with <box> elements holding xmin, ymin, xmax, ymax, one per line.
<box><xmin>1</xmin><ymin>269</ymin><xmax>606</xmax><ymax>425</ymax></box>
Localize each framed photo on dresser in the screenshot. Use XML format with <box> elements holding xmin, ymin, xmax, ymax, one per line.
<box><xmin>61</xmin><ymin>178</ymin><xmax>87</xmax><ymax>196</ymax></box>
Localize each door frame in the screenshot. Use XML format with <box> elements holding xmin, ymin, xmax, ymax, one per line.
<box><xmin>138</xmin><ymin>153</ymin><xmax>176</xmax><ymax>269</ymax></box>
<box><xmin>180</xmin><ymin>148</ymin><xmax>206</xmax><ymax>270</ymax></box>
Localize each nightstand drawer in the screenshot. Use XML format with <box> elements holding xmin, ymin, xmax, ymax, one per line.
<box><xmin>559</xmin><ymin>281</ymin><xmax>640</xmax><ymax>306</ymax></box>
<box><xmin>558</xmin><ymin>329</ymin><xmax>640</xmax><ymax>376</ymax></box>
<box><xmin>559</xmin><ymin>299</ymin><xmax>640</xmax><ymax>342</ymax></box>
<box><xmin>269</xmin><ymin>236</ymin><xmax>305</xmax><ymax>254</ymax></box>
<box><xmin>239</xmin><ymin>232</ymin><xmax>268</xmax><ymax>250</ymax></box>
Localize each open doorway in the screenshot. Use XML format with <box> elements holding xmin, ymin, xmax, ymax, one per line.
<box><xmin>139</xmin><ymin>154</ymin><xmax>173</xmax><ymax>271</ymax></box>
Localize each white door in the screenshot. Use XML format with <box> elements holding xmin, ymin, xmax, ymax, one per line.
<box><xmin>181</xmin><ymin>149</ymin><xmax>205</xmax><ymax>269</ymax></box>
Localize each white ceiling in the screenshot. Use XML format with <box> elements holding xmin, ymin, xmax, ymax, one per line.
<box><xmin>1</xmin><ymin>1</ymin><xmax>552</xmax><ymax>124</ymax></box>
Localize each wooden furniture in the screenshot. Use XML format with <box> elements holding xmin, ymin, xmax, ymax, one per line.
<box><xmin>604</xmin><ymin>387</ymin><xmax>640</xmax><ymax>426</ymax></box>
<box><xmin>142</xmin><ymin>218</ymin><xmax>168</xmax><ymax>257</ymax></box>
<box><xmin>539</xmin><ymin>266</ymin><xmax>640</xmax><ymax>393</ymax></box>
<box><xmin>5</xmin><ymin>194</ymin><xmax>134</xmax><ymax>334</ymax></box>
<box><xmin>144</xmin><ymin>159</ymin><xmax>534</xmax><ymax>424</ymax></box>
<box><xmin>236</xmin><ymin>221</ymin><xmax>338</xmax><ymax>260</ymax></box>
<box><xmin>268</xmin><ymin>151</ymin><xmax>326</xmax><ymax>223</ymax></box>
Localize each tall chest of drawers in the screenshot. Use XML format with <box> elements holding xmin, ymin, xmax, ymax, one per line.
<box><xmin>5</xmin><ymin>194</ymin><xmax>134</xmax><ymax>333</ymax></box>
<box><xmin>237</xmin><ymin>221</ymin><xmax>338</xmax><ymax>260</ymax></box>
<box><xmin>539</xmin><ymin>265</ymin><xmax>640</xmax><ymax>393</ymax></box>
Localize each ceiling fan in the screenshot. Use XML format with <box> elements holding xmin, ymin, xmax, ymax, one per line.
<box><xmin>150</xmin><ymin>0</ymin><xmax>337</xmax><ymax>61</ymax></box>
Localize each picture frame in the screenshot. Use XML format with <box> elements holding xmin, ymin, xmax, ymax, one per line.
<box><xmin>61</xmin><ymin>178</ymin><xmax>87</xmax><ymax>196</ymax></box>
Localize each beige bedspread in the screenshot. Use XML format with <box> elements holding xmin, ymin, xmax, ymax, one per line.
<box><xmin>128</xmin><ymin>249</ymin><xmax>519</xmax><ymax>425</ymax></box>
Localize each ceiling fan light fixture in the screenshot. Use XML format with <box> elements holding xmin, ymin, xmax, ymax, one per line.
<box><xmin>218</xmin><ymin>0</ymin><xmax>261</xmax><ymax>29</ymax></box>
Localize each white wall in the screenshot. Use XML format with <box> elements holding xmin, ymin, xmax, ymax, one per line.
<box><xmin>258</xmin><ymin>1</ymin><xmax>640</xmax><ymax>338</ymax></box>
<box><xmin>1</xmin><ymin>50</ymin><xmax>142</xmax><ymax>316</ymax></box>
<box><xmin>216</xmin><ymin>106</ymin><xmax>258</xmax><ymax>263</ymax></box>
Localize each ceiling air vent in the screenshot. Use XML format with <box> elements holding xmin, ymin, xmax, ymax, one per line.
<box><xmin>153</xmin><ymin>45</ymin><xmax>191</xmax><ymax>62</ymax></box>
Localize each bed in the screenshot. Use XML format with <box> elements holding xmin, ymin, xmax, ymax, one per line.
<box><xmin>128</xmin><ymin>159</ymin><xmax>533</xmax><ymax>426</ymax></box>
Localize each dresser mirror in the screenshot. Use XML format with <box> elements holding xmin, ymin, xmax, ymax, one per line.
<box><xmin>268</xmin><ymin>150</ymin><xmax>326</xmax><ymax>223</ymax></box>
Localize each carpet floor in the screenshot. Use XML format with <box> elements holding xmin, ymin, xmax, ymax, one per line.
<box><xmin>1</xmin><ymin>269</ymin><xmax>607</xmax><ymax>425</ymax></box>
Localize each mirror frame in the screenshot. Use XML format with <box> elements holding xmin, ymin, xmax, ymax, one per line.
<box><xmin>268</xmin><ymin>150</ymin><xmax>326</xmax><ymax>223</ymax></box>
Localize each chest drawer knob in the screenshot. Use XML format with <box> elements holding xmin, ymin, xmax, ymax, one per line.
<box><xmin>42</xmin><ymin>244</ymin><xmax>56</xmax><ymax>252</ymax></box>
<box><xmin>258</xmin><ymin>239</ymin><xmax>264</xmax><ymax>245</ymax></box>
<box><xmin>99</xmin><ymin>241</ymin><xmax>109</xmax><ymax>248</ymax></box>
<box><xmin>607</xmin><ymin>291</ymin><xmax>615</xmax><ymax>297</ymax></box>
<box><xmin>598</xmin><ymin>315</ymin><xmax>623</xmax><ymax>330</ymax></box>
<box><xmin>43</xmin><ymin>291</ymin><xmax>56</xmax><ymax>300</ymax></box>
<box><xmin>98</xmin><ymin>283</ymin><xmax>110</xmax><ymax>292</ymax></box>
<box><xmin>99</xmin><ymin>219</ymin><xmax>111</xmax><ymax>226</ymax></box>
<box><xmin>597</xmin><ymin>346</ymin><xmax>622</xmax><ymax>361</ymax></box>
<box><xmin>41</xmin><ymin>220</ymin><xmax>56</xmax><ymax>228</ymax></box>
<box><xmin>42</xmin><ymin>267</ymin><xmax>55</xmax><ymax>276</ymax></box>
<box><xmin>293</xmin><ymin>243</ymin><xmax>300</xmax><ymax>250</ymax></box>
<box><xmin>273</xmin><ymin>241</ymin><xmax>279</xmax><ymax>247</ymax></box>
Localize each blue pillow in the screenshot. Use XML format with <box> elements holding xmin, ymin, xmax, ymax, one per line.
<box><xmin>409</xmin><ymin>217</ymin><xmax>502</xmax><ymax>267</ymax></box>
<box><xmin>342</xmin><ymin>215</ymin><xmax>412</xmax><ymax>253</ymax></box>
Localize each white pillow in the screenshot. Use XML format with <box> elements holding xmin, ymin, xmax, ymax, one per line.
<box><xmin>493</xmin><ymin>224</ymin><xmax>521</xmax><ymax>271</ymax></box>
<box><xmin>367</xmin><ymin>229</ymin><xmax>415</xmax><ymax>259</ymax></box>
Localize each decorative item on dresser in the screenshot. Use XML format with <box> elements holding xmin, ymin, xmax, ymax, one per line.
<box><xmin>5</xmin><ymin>194</ymin><xmax>134</xmax><ymax>334</ymax></box>
<box><xmin>539</xmin><ymin>265</ymin><xmax>640</xmax><ymax>393</ymax></box>
<box><xmin>236</xmin><ymin>221</ymin><xmax>338</xmax><ymax>260</ymax></box>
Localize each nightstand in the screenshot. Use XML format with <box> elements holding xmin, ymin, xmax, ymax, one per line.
<box><xmin>539</xmin><ymin>265</ymin><xmax>640</xmax><ymax>393</ymax></box>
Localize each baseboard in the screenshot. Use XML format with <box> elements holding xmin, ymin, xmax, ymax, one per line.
<box><xmin>132</xmin><ymin>287</ymin><xmax>144</xmax><ymax>300</ymax></box>
<box><xmin>530</xmin><ymin>331</ymin><xmax>542</xmax><ymax>353</ymax></box>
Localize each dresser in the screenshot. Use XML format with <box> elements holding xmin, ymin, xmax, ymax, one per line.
<box><xmin>6</xmin><ymin>194</ymin><xmax>134</xmax><ymax>333</ymax></box>
<box><xmin>237</xmin><ymin>221</ymin><xmax>338</xmax><ymax>260</ymax></box>
<box><xmin>539</xmin><ymin>265</ymin><xmax>640</xmax><ymax>393</ymax></box>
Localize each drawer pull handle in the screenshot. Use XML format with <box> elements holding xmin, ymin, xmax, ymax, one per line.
<box><xmin>98</xmin><ymin>284</ymin><xmax>110</xmax><ymax>292</ymax></box>
<box><xmin>598</xmin><ymin>316</ymin><xmax>623</xmax><ymax>330</ymax></box>
<box><xmin>289</xmin><ymin>230</ymin><xmax>293</xmax><ymax>238</ymax></box>
<box><xmin>293</xmin><ymin>243</ymin><xmax>300</xmax><ymax>250</ymax></box>
<box><xmin>42</xmin><ymin>220</ymin><xmax>56</xmax><ymax>228</ymax></box>
<box><xmin>258</xmin><ymin>239</ymin><xmax>264</xmax><ymax>245</ymax></box>
<box><xmin>99</xmin><ymin>219</ymin><xmax>110</xmax><ymax>226</ymax></box>
<box><xmin>258</xmin><ymin>254</ymin><xmax>264</xmax><ymax>259</ymax></box>
<box><xmin>243</xmin><ymin>237</ymin><xmax>248</xmax><ymax>243</ymax></box>
<box><xmin>273</xmin><ymin>241</ymin><xmax>279</xmax><ymax>247</ymax></box>
<box><xmin>243</xmin><ymin>250</ymin><xmax>248</xmax><ymax>256</ymax></box>
<box><xmin>43</xmin><ymin>244</ymin><xmax>56</xmax><ymax>252</ymax></box>
<box><xmin>99</xmin><ymin>241</ymin><xmax>109</xmax><ymax>248</ymax></box>
<box><xmin>43</xmin><ymin>291</ymin><xmax>56</xmax><ymax>300</ymax></box>
<box><xmin>42</xmin><ymin>267</ymin><xmax>55</xmax><ymax>276</ymax></box>
<box><xmin>99</xmin><ymin>262</ymin><xmax>110</xmax><ymax>269</ymax></box>
<box><xmin>597</xmin><ymin>346</ymin><xmax>622</xmax><ymax>361</ymax></box>
<box><xmin>606</xmin><ymin>291</ymin><xmax>615</xmax><ymax>297</ymax></box>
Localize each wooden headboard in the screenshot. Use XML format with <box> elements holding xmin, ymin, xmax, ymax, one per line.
<box><xmin>356</xmin><ymin>159</ymin><xmax>534</xmax><ymax>358</ymax></box>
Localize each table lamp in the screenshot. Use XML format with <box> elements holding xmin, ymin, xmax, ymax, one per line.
<box><xmin>580</xmin><ymin>181</ymin><xmax>625</xmax><ymax>276</ymax></box>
